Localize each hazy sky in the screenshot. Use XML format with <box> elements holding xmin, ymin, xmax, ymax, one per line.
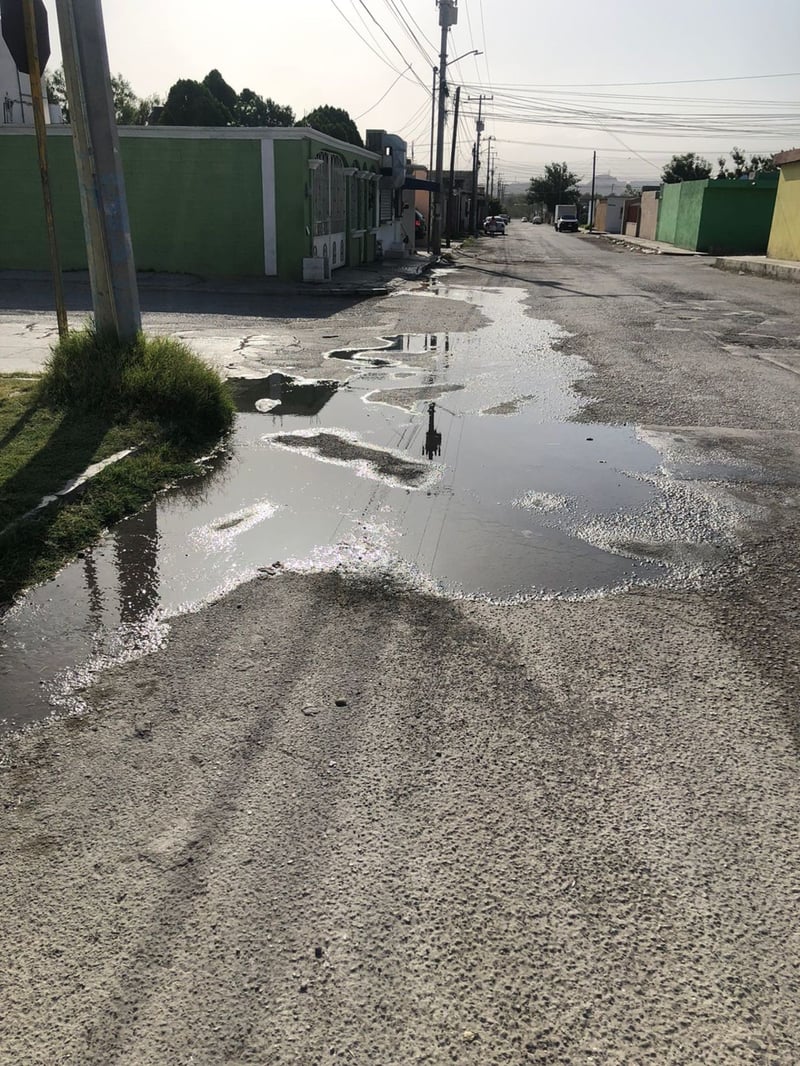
<box><xmin>40</xmin><ymin>0</ymin><xmax>800</xmax><ymax>185</ymax></box>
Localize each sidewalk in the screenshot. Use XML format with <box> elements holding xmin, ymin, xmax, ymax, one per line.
<box><xmin>0</xmin><ymin>252</ymin><xmax>437</xmax><ymax>301</ymax></box>
<box><xmin>588</xmin><ymin>232</ymin><xmax>701</xmax><ymax>256</ymax></box>
<box><xmin>711</xmin><ymin>255</ymin><xmax>800</xmax><ymax>285</ymax></box>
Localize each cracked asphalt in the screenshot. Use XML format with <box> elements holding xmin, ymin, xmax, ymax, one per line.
<box><xmin>2</xmin><ymin>226</ymin><xmax>800</xmax><ymax>1065</ymax></box>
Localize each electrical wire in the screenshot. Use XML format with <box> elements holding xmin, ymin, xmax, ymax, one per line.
<box><xmin>353</xmin><ymin>64</ymin><xmax>413</xmax><ymax>119</ymax></box>
<box><xmin>353</xmin><ymin>0</ymin><xmax>431</xmax><ymax>92</ymax></box>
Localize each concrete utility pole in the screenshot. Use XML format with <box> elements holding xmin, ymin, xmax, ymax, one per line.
<box><xmin>426</xmin><ymin>64</ymin><xmax>437</xmax><ymax>252</ymax></box>
<box><xmin>589</xmin><ymin>149</ymin><xmax>597</xmax><ymax>231</ymax></box>
<box><xmin>55</xmin><ymin>0</ymin><xmax>140</xmax><ymax>343</ymax></box>
<box><xmin>468</xmin><ymin>94</ymin><xmax>490</xmax><ymax>234</ymax></box>
<box><xmin>431</xmin><ymin>0</ymin><xmax>457</xmax><ymax>256</ymax></box>
<box><xmin>444</xmin><ymin>84</ymin><xmax>460</xmax><ymax>247</ymax></box>
<box><xmin>486</xmin><ymin>135</ymin><xmax>495</xmax><ymax>199</ymax></box>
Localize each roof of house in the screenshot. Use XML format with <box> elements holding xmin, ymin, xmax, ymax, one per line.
<box><xmin>774</xmin><ymin>148</ymin><xmax>800</xmax><ymax>166</ymax></box>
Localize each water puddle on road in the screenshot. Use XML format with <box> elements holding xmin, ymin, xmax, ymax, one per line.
<box><xmin>0</xmin><ymin>286</ymin><xmax>763</xmax><ymax>732</ymax></box>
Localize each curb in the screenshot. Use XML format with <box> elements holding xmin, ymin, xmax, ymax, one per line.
<box><xmin>591</xmin><ymin>233</ymin><xmax>702</xmax><ymax>257</ymax></box>
<box><xmin>711</xmin><ymin>258</ymin><xmax>800</xmax><ymax>285</ymax></box>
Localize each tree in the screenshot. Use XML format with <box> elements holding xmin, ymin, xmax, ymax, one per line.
<box><xmin>661</xmin><ymin>152</ymin><xmax>712</xmax><ymax>183</ymax></box>
<box><xmin>45</xmin><ymin>67</ymin><xmax>69</xmax><ymax>121</ymax></box>
<box><xmin>133</xmin><ymin>94</ymin><xmax>163</xmax><ymax>126</ymax></box>
<box><xmin>234</xmin><ymin>88</ymin><xmax>294</xmax><ymax>127</ymax></box>
<box><xmin>111</xmin><ymin>74</ymin><xmax>139</xmax><ymax>124</ymax></box>
<box><xmin>716</xmin><ymin>146</ymin><xmax>777</xmax><ymax>179</ymax></box>
<box><xmin>299</xmin><ymin>106</ymin><xmax>362</xmax><ymax>147</ymax></box>
<box><xmin>202</xmin><ymin>69</ymin><xmax>237</xmax><ymax>119</ymax></box>
<box><xmin>526</xmin><ymin>162</ymin><xmax>581</xmax><ymax>214</ymax></box>
<box><xmin>159</xmin><ymin>79</ymin><xmax>232</xmax><ymax>126</ymax></box>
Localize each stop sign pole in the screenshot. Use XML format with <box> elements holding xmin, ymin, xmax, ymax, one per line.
<box><xmin>20</xmin><ymin>0</ymin><xmax>68</xmax><ymax>337</ymax></box>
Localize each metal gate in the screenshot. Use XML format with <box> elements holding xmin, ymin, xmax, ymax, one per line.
<box><xmin>311</xmin><ymin>152</ymin><xmax>346</xmax><ymax>271</ymax></box>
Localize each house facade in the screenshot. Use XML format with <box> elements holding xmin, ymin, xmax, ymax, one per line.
<box><xmin>767</xmin><ymin>148</ymin><xmax>800</xmax><ymax>262</ymax></box>
<box><xmin>656</xmin><ymin>175</ymin><xmax>778</xmax><ymax>254</ymax></box>
<box><xmin>0</xmin><ymin>124</ymin><xmax>410</xmax><ymax>281</ymax></box>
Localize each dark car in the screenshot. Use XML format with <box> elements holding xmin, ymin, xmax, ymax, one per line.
<box><xmin>415</xmin><ymin>210</ymin><xmax>427</xmax><ymax>239</ymax></box>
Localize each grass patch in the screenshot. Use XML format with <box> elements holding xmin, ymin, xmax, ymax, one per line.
<box><xmin>0</xmin><ymin>330</ymin><xmax>234</xmax><ymax>606</ymax></box>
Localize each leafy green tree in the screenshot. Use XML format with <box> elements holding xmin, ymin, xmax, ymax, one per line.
<box><xmin>111</xmin><ymin>74</ymin><xmax>139</xmax><ymax>124</ymax></box>
<box><xmin>133</xmin><ymin>94</ymin><xmax>163</xmax><ymax>126</ymax></box>
<box><xmin>716</xmin><ymin>146</ymin><xmax>776</xmax><ymax>179</ymax></box>
<box><xmin>526</xmin><ymin>162</ymin><xmax>581</xmax><ymax>213</ymax></box>
<box><xmin>661</xmin><ymin>152</ymin><xmax>712</xmax><ymax>183</ymax></box>
<box><xmin>45</xmin><ymin>67</ymin><xmax>69</xmax><ymax>121</ymax></box>
<box><xmin>234</xmin><ymin>88</ymin><xmax>295</xmax><ymax>127</ymax></box>
<box><xmin>202</xmin><ymin>69</ymin><xmax>237</xmax><ymax>119</ymax></box>
<box><xmin>299</xmin><ymin>105</ymin><xmax>362</xmax><ymax>147</ymax></box>
<box><xmin>159</xmin><ymin>79</ymin><xmax>232</xmax><ymax>126</ymax></box>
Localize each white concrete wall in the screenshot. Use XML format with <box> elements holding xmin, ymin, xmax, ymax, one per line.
<box><xmin>1</xmin><ymin>36</ymin><xmax>48</xmax><ymax>125</ymax></box>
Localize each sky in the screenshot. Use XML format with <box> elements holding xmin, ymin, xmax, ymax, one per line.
<box><xmin>38</xmin><ymin>0</ymin><xmax>800</xmax><ymax>187</ymax></box>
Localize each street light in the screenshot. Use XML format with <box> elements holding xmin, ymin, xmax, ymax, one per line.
<box><xmin>431</xmin><ymin>33</ymin><xmax>483</xmax><ymax>255</ymax></box>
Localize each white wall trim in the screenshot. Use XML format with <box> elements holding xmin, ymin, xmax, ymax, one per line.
<box><xmin>0</xmin><ymin>123</ymin><xmax>380</xmax><ymax>161</ymax></box>
<box><xmin>261</xmin><ymin>139</ymin><xmax>277</xmax><ymax>277</ymax></box>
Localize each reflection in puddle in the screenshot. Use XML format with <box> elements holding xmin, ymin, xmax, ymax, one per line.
<box><xmin>230</xmin><ymin>374</ymin><xmax>339</xmax><ymax>417</ymax></box>
<box><xmin>0</xmin><ymin>288</ymin><xmax>763</xmax><ymax>733</ymax></box>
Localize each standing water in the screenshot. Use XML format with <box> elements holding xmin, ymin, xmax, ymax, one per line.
<box><xmin>0</xmin><ymin>287</ymin><xmax>759</xmax><ymax>732</ymax></box>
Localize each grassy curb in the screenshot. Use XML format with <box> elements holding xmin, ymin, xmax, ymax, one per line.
<box><xmin>0</xmin><ymin>330</ymin><xmax>234</xmax><ymax>607</ymax></box>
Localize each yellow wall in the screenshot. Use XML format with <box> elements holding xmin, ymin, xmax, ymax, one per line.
<box><xmin>767</xmin><ymin>161</ymin><xmax>800</xmax><ymax>261</ymax></box>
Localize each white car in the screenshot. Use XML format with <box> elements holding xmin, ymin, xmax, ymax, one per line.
<box><xmin>483</xmin><ymin>216</ymin><xmax>506</xmax><ymax>236</ymax></box>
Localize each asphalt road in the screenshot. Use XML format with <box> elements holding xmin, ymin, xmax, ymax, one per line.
<box><xmin>3</xmin><ymin>227</ymin><xmax>800</xmax><ymax>1065</ymax></box>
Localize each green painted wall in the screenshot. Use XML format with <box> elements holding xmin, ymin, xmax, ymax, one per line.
<box><xmin>0</xmin><ymin>132</ymin><xmax>263</xmax><ymax>276</ymax></box>
<box><xmin>0</xmin><ymin>135</ymin><xmax>86</xmax><ymax>269</ymax></box>
<box><xmin>673</xmin><ymin>180</ymin><xmax>705</xmax><ymax>250</ymax></box>
<box><xmin>123</xmin><ymin>137</ymin><xmax>263</xmax><ymax>275</ymax></box>
<box><xmin>1</xmin><ymin>129</ymin><xmax>383</xmax><ymax>280</ymax></box>
<box><xmin>274</xmin><ymin>139</ymin><xmax>309</xmax><ymax>281</ymax></box>
<box><xmin>656</xmin><ymin>177</ymin><xmax>778</xmax><ymax>253</ymax></box>
<box><xmin>273</xmin><ymin>135</ymin><xmax>381</xmax><ymax>280</ymax></box>
<box><xmin>656</xmin><ymin>183</ymin><xmax>680</xmax><ymax>244</ymax></box>
<box><xmin>768</xmin><ymin>161</ymin><xmax>800</xmax><ymax>261</ymax></box>
<box><xmin>697</xmin><ymin>179</ymin><xmax>777</xmax><ymax>255</ymax></box>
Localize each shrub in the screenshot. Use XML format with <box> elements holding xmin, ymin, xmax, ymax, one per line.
<box><xmin>39</xmin><ymin>328</ymin><xmax>234</xmax><ymax>443</ymax></box>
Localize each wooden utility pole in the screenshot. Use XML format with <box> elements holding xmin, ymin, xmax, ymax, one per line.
<box><xmin>21</xmin><ymin>0</ymin><xmax>68</xmax><ymax>338</ymax></box>
<box><xmin>55</xmin><ymin>0</ymin><xmax>140</xmax><ymax>343</ymax></box>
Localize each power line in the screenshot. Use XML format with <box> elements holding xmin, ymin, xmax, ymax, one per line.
<box><xmin>353</xmin><ymin>0</ymin><xmax>431</xmax><ymax>91</ymax></box>
<box><xmin>488</xmin><ymin>71</ymin><xmax>800</xmax><ymax>90</ymax></box>
<box><xmin>354</xmin><ymin>64</ymin><xmax>413</xmax><ymax>120</ymax></box>
<box><xmin>328</xmin><ymin>0</ymin><xmax>407</xmax><ymax>77</ymax></box>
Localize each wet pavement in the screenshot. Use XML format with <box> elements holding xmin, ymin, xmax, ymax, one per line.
<box><xmin>0</xmin><ymin>285</ymin><xmax>766</xmax><ymax>733</ymax></box>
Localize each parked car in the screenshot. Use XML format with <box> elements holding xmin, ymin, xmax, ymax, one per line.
<box><xmin>415</xmin><ymin>210</ymin><xmax>426</xmax><ymax>239</ymax></box>
<box><xmin>483</xmin><ymin>216</ymin><xmax>506</xmax><ymax>236</ymax></box>
<box><xmin>531</xmin><ymin>215</ymin><xmax>542</xmax><ymax>224</ymax></box>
